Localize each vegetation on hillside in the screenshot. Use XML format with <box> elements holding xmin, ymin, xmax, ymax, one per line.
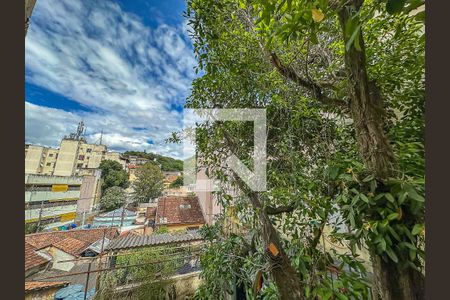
<box><xmin>123</xmin><ymin>151</ymin><xmax>183</xmax><ymax>171</ymax></box>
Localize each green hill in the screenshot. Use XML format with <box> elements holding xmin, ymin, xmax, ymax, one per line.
<box><xmin>123</xmin><ymin>151</ymin><xmax>183</xmax><ymax>172</ymax></box>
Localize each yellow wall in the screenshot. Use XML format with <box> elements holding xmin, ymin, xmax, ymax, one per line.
<box><xmin>54</xmin><ymin>140</ymin><xmax>80</xmax><ymax>176</ymax></box>
<box><xmin>25</xmin><ymin>146</ymin><xmax>45</xmax><ymax>174</ymax></box>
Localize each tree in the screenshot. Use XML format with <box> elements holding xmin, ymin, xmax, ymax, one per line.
<box><xmin>169</xmin><ymin>175</ymin><xmax>184</xmax><ymax>188</ymax></box>
<box><xmin>99</xmin><ymin>160</ymin><xmax>129</xmax><ymax>192</ymax></box>
<box><xmin>96</xmin><ymin>245</ymin><xmax>185</xmax><ymax>299</ymax></box>
<box><xmin>184</xmin><ymin>0</ymin><xmax>424</xmax><ymax>299</ymax></box>
<box><xmin>99</xmin><ymin>186</ymin><xmax>126</xmax><ymax>212</ymax></box>
<box><xmin>132</xmin><ymin>162</ymin><xmax>164</xmax><ymax>203</ymax></box>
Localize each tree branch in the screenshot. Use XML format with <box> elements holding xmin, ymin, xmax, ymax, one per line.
<box><xmin>270</xmin><ymin>52</ymin><xmax>347</xmax><ymax>109</ymax></box>
<box><xmin>266</xmin><ymin>204</ymin><xmax>296</xmax><ymax>215</ymax></box>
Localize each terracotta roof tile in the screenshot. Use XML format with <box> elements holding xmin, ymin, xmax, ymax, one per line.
<box><xmin>52</xmin><ymin>237</ymin><xmax>90</xmax><ymax>257</ymax></box>
<box><xmin>25</xmin><ymin>281</ymin><xmax>69</xmax><ymax>292</ymax></box>
<box><xmin>156</xmin><ymin>196</ymin><xmax>205</xmax><ymax>226</ymax></box>
<box><xmin>25</xmin><ymin>242</ymin><xmax>49</xmax><ymax>271</ymax></box>
<box><xmin>25</xmin><ymin>228</ymin><xmax>118</xmax><ymax>250</ymax></box>
<box><xmin>25</xmin><ymin>228</ymin><xmax>119</xmax><ymax>271</ymax></box>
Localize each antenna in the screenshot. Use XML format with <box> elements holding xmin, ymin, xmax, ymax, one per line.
<box><xmin>99</xmin><ymin>129</ymin><xmax>103</xmax><ymax>145</ymax></box>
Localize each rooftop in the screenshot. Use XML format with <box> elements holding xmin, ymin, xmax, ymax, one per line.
<box><xmin>106</xmin><ymin>231</ymin><xmax>203</xmax><ymax>251</ymax></box>
<box><xmin>156</xmin><ymin>196</ymin><xmax>205</xmax><ymax>226</ymax></box>
<box><xmin>25</xmin><ymin>281</ymin><xmax>70</xmax><ymax>292</ymax></box>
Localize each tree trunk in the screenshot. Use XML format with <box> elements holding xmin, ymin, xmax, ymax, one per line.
<box><xmin>338</xmin><ymin>2</ymin><xmax>424</xmax><ymax>299</ymax></box>
<box><xmin>247</xmin><ymin>189</ymin><xmax>305</xmax><ymax>299</ymax></box>
<box><xmin>370</xmin><ymin>251</ymin><xmax>425</xmax><ymax>300</ymax></box>
<box><xmin>259</xmin><ymin>210</ymin><xmax>305</xmax><ymax>300</ymax></box>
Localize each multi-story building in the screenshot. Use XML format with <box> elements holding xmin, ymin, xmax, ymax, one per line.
<box><xmin>25</xmin><ymin>174</ymin><xmax>100</xmax><ymax>230</ymax></box>
<box><xmin>25</xmin><ymin>122</ymin><xmax>127</xmax><ymax>176</ymax></box>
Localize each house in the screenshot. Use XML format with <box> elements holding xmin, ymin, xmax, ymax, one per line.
<box><xmin>155</xmin><ymin>196</ymin><xmax>205</xmax><ymax>232</ymax></box>
<box><xmin>25</xmin><ymin>281</ymin><xmax>69</xmax><ymax>300</ymax></box>
<box><xmin>25</xmin><ymin>228</ymin><xmax>118</xmax><ymax>276</ymax></box>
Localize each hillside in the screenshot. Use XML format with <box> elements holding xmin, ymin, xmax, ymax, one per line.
<box><xmin>123</xmin><ymin>151</ymin><xmax>183</xmax><ymax>172</ymax></box>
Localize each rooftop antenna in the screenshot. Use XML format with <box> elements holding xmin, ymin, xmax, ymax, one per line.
<box><xmin>99</xmin><ymin>129</ymin><xmax>103</xmax><ymax>145</ymax></box>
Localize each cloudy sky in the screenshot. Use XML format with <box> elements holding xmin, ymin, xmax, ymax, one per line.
<box><xmin>25</xmin><ymin>0</ymin><xmax>196</xmax><ymax>159</ymax></box>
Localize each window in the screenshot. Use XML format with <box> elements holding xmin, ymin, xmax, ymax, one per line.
<box><xmin>86</xmin><ymin>148</ymin><xmax>92</xmax><ymax>153</ymax></box>
<box><xmin>46</xmin><ymin>162</ymin><xmax>51</xmax><ymax>166</ymax></box>
<box><xmin>77</xmin><ymin>163</ymin><xmax>83</xmax><ymax>168</ymax></box>
<box><xmin>179</xmin><ymin>204</ymin><xmax>191</xmax><ymax>209</ymax></box>
<box><xmin>159</xmin><ymin>217</ymin><xmax>168</xmax><ymax>224</ymax></box>
<box><xmin>48</xmin><ymin>153</ymin><xmax>53</xmax><ymax>157</ymax></box>
<box><xmin>78</xmin><ymin>155</ymin><xmax>85</xmax><ymax>160</ymax></box>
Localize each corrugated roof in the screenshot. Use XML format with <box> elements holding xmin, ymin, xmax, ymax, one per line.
<box><xmin>106</xmin><ymin>231</ymin><xmax>203</xmax><ymax>251</ymax></box>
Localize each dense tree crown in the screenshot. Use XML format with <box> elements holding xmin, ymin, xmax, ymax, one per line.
<box><xmin>132</xmin><ymin>162</ymin><xmax>165</xmax><ymax>203</ymax></box>
<box><xmin>99</xmin><ymin>186</ymin><xmax>126</xmax><ymax>212</ymax></box>
<box><xmin>184</xmin><ymin>0</ymin><xmax>424</xmax><ymax>299</ymax></box>
<box><xmin>99</xmin><ymin>159</ymin><xmax>129</xmax><ymax>192</ymax></box>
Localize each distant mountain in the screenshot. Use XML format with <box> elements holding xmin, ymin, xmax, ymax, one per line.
<box><xmin>122</xmin><ymin>151</ymin><xmax>183</xmax><ymax>172</ymax></box>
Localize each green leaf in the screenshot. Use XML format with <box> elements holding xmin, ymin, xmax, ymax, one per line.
<box><xmin>379</xmin><ymin>237</ymin><xmax>387</xmax><ymax>251</ymax></box>
<box><xmin>409</xmin><ymin>248</ymin><xmax>417</xmax><ymax>261</ymax></box>
<box><xmin>385</xmin><ymin>193</ymin><xmax>396</xmax><ymax>203</ymax></box>
<box><xmin>386</xmin><ymin>0</ymin><xmax>407</xmax><ymax>15</ymax></box>
<box><xmin>387</xmin><ymin>212</ymin><xmax>399</xmax><ymax>221</ymax></box>
<box><xmin>412</xmin><ymin>223</ymin><xmax>424</xmax><ymax>235</ymax></box>
<box><xmin>360</xmin><ymin>193</ymin><xmax>369</xmax><ymax>203</ymax></box>
<box><xmin>362</xmin><ymin>174</ymin><xmax>374</xmax><ymax>182</ymax></box>
<box><xmin>398</xmin><ymin>192</ymin><xmax>407</xmax><ymax>205</ymax></box>
<box><xmin>388</xmin><ymin>226</ymin><xmax>401</xmax><ymax>241</ymax></box>
<box><xmin>386</xmin><ymin>247</ymin><xmax>399</xmax><ymax>263</ymax></box>
<box><xmin>345</xmin><ymin>25</ymin><xmax>361</xmax><ymax>51</ymax></box>
<box><xmin>406</xmin><ymin>186</ymin><xmax>425</xmax><ymax>202</ymax></box>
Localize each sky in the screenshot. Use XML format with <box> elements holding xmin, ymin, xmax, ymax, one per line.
<box><xmin>25</xmin><ymin>0</ymin><xmax>196</xmax><ymax>159</ymax></box>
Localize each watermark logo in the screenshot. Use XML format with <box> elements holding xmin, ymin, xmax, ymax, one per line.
<box><xmin>183</xmin><ymin>109</ymin><xmax>266</xmax><ymax>192</ymax></box>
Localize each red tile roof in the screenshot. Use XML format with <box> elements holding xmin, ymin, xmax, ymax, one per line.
<box><xmin>25</xmin><ymin>228</ymin><xmax>118</xmax><ymax>271</ymax></box>
<box><xmin>25</xmin><ymin>242</ymin><xmax>49</xmax><ymax>271</ymax></box>
<box><xmin>25</xmin><ymin>228</ymin><xmax>118</xmax><ymax>250</ymax></box>
<box><xmin>52</xmin><ymin>237</ymin><xmax>90</xmax><ymax>257</ymax></box>
<box><xmin>156</xmin><ymin>196</ymin><xmax>205</xmax><ymax>226</ymax></box>
<box><xmin>25</xmin><ymin>281</ymin><xmax>69</xmax><ymax>292</ymax></box>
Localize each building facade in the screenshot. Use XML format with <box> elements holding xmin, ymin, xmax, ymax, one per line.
<box><xmin>25</xmin><ymin>139</ymin><xmax>126</xmax><ymax>177</ymax></box>
<box><xmin>25</xmin><ymin>174</ymin><xmax>101</xmax><ymax>230</ymax></box>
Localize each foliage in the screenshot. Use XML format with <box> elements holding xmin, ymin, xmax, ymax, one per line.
<box><xmin>169</xmin><ymin>175</ymin><xmax>184</xmax><ymax>188</ymax></box>
<box><xmin>123</xmin><ymin>151</ymin><xmax>183</xmax><ymax>171</ymax></box>
<box><xmin>99</xmin><ymin>160</ymin><xmax>129</xmax><ymax>192</ymax></box>
<box><xmin>132</xmin><ymin>162</ymin><xmax>164</xmax><ymax>203</ymax></box>
<box><xmin>99</xmin><ymin>186</ymin><xmax>126</xmax><ymax>212</ymax></box>
<box><xmin>154</xmin><ymin>226</ymin><xmax>169</xmax><ymax>234</ymax></box>
<box><xmin>96</xmin><ymin>245</ymin><xmax>185</xmax><ymax>300</ymax></box>
<box><xmin>184</xmin><ymin>0</ymin><xmax>424</xmax><ymax>298</ymax></box>
<box><xmin>25</xmin><ymin>223</ymin><xmax>43</xmax><ymax>234</ymax></box>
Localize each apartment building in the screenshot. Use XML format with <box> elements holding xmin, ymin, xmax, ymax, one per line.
<box><xmin>25</xmin><ymin>173</ymin><xmax>101</xmax><ymax>230</ymax></box>
<box><xmin>25</xmin><ymin>124</ymin><xmax>126</xmax><ymax>176</ymax></box>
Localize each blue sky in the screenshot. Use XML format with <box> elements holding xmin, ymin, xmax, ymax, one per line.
<box><xmin>25</xmin><ymin>0</ymin><xmax>196</xmax><ymax>159</ymax></box>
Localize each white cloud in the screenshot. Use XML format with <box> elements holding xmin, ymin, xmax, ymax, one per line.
<box><xmin>25</xmin><ymin>0</ymin><xmax>196</xmax><ymax>159</ymax></box>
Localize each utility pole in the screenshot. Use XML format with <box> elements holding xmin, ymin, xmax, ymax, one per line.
<box><xmin>35</xmin><ymin>198</ymin><xmax>45</xmax><ymax>233</ymax></box>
